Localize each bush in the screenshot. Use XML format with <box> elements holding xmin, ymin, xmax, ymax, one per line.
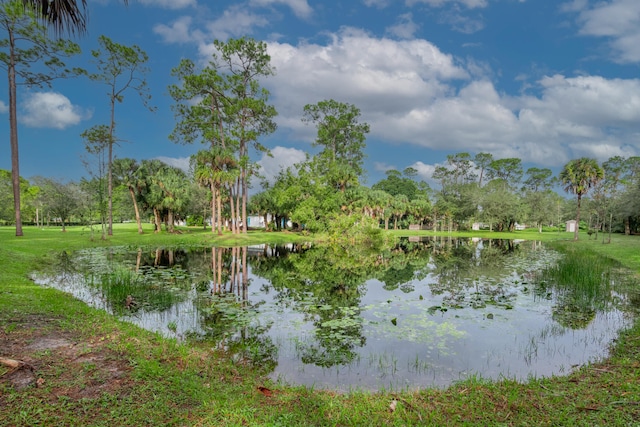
<box><xmin>187</xmin><ymin>215</ymin><xmax>204</xmax><ymax>227</ymax></box>
<box><xmin>327</xmin><ymin>214</ymin><xmax>385</xmax><ymax>248</ymax></box>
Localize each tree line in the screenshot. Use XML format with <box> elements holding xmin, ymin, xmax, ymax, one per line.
<box><xmin>3</xmin><ymin>150</ymin><xmax>640</xmax><ymax>241</ymax></box>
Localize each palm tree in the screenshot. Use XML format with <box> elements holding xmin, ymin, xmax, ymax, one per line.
<box><xmin>137</xmin><ymin>159</ymin><xmax>165</xmax><ymax>233</ymax></box>
<box><xmin>21</xmin><ymin>0</ymin><xmax>87</xmax><ymax>34</ymax></box>
<box><xmin>559</xmin><ymin>157</ymin><xmax>605</xmax><ymax>240</ymax></box>
<box><xmin>192</xmin><ymin>147</ymin><xmax>237</xmax><ymax>235</ymax></box>
<box><xmin>22</xmin><ymin>0</ymin><xmax>127</xmax><ymax>35</ymax></box>
<box><xmin>113</xmin><ymin>158</ymin><xmax>143</xmax><ymax>234</ymax></box>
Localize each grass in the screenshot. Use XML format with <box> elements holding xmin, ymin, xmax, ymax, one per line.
<box><xmin>1</xmin><ymin>223</ymin><xmax>640</xmax><ymax>426</ymax></box>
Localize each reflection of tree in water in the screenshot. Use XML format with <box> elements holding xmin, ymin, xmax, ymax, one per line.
<box><xmin>374</xmin><ymin>240</ymin><xmax>432</xmax><ymax>292</ymax></box>
<box><xmin>248</xmin><ymin>238</ymin><xmax>534</xmax><ymax>366</ymax></box>
<box><xmin>551</xmin><ymin>304</ymin><xmax>596</xmax><ymax>329</ymax></box>
<box><xmin>426</xmin><ymin>238</ymin><xmax>526</xmax><ymax>309</ymax></box>
<box><xmin>198</xmin><ymin>246</ymin><xmax>277</xmax><ymax>372</ymax></box>
<box><xmin>252</xmin><ymin>244</ymin><xmax>377</xmax><ymax>367</ymax></box>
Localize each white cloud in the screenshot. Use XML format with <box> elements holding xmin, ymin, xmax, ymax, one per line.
<box><xmin>363</xmin><ymin>0</ymin><xmax>392</xmax><ymax>8</ymax></box>
<box><xmin>560</xmin><ymin>0</ymin><xmax>588</xmax><ymax>13</ymax></box>
<box><xmin>375</xmin><ymin>80</ymin><xmax>520</xmax><ymax>155</ymax></box>
<box><xmin>410</xmin><ymin>161</ymin><xmax>438</xmax><ymax>183</ymax></box>
<box><xmin>374</xmin><ymin>162</ymin><xmax>396</xmax><ymax>172</ymax></box>
<box><xmin>572</xmin><ymin>0</ymin><xmax>640</xmax><ymax>63</ymax></box>
<box><xmin>532</xmin><ymin>74</ymin><xmax>640</xmax><ymax>127</ymax></box>
<box><xmin>406</xmin><ymin>0</ymin><xmax>488</xmax><ymax>9</ymax></box>
<box><xmin>205</xmin><ymin>5</ymin><xmax>270</xmax><ymax>40</ymax></box>
<box><xmin>250</xmin><ymin>0</ymin><xmax>313</xmax><ymax>19</ymax></box>
<box><xmin>20</xmin><ymin>92</ymin><xmax>89</xmax><ymax>129</ymax></box>
<box><xmin>438</xmin><ymin>11</ymin><xmax>485</xmax><ymax>34</ymax></box>
<box><xmin>265</xmin><ymin>27</ymin><xmax>468</xmax><ymax>136</ymax></box>
<box><xmin>155</xmin><ymin>156</ymin><xmax>191</xmax><ymax>173</ymax></box>
<box><xmin>257</xmin><ymin>146</ymin><xmax>307</xmax><ymax>185</ymax></box>
<box><xmin>386</xmin><ymin>13</ymin><xmax>420</xmax><ymax>39</ymax></box>
<box><xmin>153</xmin><ymin>16</ymin><xmax>196</xmax><ymax>44</ymax></box>
<box><xmin>138</xmin><ymin>0</ymin><xmax>196</xmax><ymax>9</ymax></box>
<box><xmin>260</xmin><ymin>28</ymin><xmax>640</xmax><ymax>166</ymax></box>
<box><xmin>161</xmin><ymin>17</ymin><xmax>640</xmax><ymax>170</ymax></box>
<box><xmin>0</xmin><ymin>100</ymin><xmax>8</xmax><ymax>113</ymax></box>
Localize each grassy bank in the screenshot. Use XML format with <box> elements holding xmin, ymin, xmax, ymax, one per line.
<box><xmin>1</xmin><ymin>225</ymin><xmax>639</xmax><ymax>426</ymax></box>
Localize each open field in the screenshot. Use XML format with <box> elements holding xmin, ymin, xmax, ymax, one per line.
<box><xmin>1</xmin><ymin>224</ymin><xmax>640</xmax><ymax>426</ymax></box>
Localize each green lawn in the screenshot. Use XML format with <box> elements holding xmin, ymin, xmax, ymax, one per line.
<box><xmin>1</xmin><ymin>224</ymin><xmax>639</xmax><ymax>426</ymax></box>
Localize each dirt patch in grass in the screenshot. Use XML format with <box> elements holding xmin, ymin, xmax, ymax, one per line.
<box><xmin>0</xmin><ymin>314</ymin><xmax>133</xmax><ymax>400</ymax></box>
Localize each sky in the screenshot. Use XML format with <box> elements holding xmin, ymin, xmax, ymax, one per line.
<box><xmin>1</xmin><ymin>0</ymin><xmax>640</xmax><ymax>189</ymax></box>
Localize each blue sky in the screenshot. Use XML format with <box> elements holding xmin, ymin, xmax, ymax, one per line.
<box><xmin>1</xmin><ymin>0</ymin><xmax>639</xmax><ymax>188</ymax></box>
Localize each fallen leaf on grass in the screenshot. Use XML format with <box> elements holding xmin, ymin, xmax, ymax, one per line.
<box><xmin>257</xmin><ymin>386</ymin><xmax>273</xmax><ymax>397</ymax></box>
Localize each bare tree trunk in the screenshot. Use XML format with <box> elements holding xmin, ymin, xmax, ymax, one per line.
<box><xmin>128</xmin><ymin>187</ymin><xmax>143</xmax><ymax>234</ymax></box>
<box><xmin>235</xmin><ymin>178</ymin><xmax>241</xmax><ymax>234</ymax></box>
<box><xmin>8</xmin><ymin>29</ymin><xmax>22</xmax><ymax>237</ymax></box>
<box><xmin>107</xmin><ymin>88</ymin><xmax>117</xmax><ymax>236</ymax></box>
<box><xmin>214</xmin><ymin>181</ymin><xmax>218</xmax><ymax>233</ymax></box>
<box><xmin>625</xmin><ymin>217</ymin><xmax>630</xmax><ymax>235</ymax></box>
<box><xmin>153</xmin><ymin>207</ymin><xmax>162</xmax><ymax>233</ymax></box>
<box><xmin>136</xmin><ymin>248</ymin><xmax>142</xmax><ymax>272</ymax></box>
<box><xmin>229</xmin><ymin>184</ymin><xmax>236</xmax><ymax>234</ymax></box>
<box><xmin>107</xmin><ymin>138</ymin><xmax>113</xmax><ymax>236</ymax></box>
<box><xmin>217</xmin><ymin>190</ymin><xmax>223</xmax><ymax>235</ymax></box>
<box><xmin>242</xmin><ymin>168</ymin><xmax>248</xmax><ymax>234</ymax></box>
<box><xmin>574</xmin><ymin>195</ymin><xmax>582</xmax><ymax>241</ymax></box>
<box><xmin>168</xmin><ymin>210</ymin><xmax>174</xmax><ymax>233</ymax></box>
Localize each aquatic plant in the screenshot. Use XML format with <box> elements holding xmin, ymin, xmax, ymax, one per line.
<box><xmin>534</xmin><ymin>246</ymin><xmax>623</xmax><ymax>329</ymax></box>
<box><xmin>87</xmin><ymin>266</ymin><xmax>184</xmax><ymax>315</ymax></box>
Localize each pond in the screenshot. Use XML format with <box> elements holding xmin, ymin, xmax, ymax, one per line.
<box><xmin>32</xmin><ymin>237</ymin><xmax>639</xmax><ymax>391</ymax></box>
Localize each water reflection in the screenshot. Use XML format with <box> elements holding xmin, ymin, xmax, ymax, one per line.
<box><xmin>33</xmin><ymin>238</ymin><xmax>637</xmax><ymax>391</ymax></box>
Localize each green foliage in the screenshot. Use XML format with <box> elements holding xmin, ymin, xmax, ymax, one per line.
<box><xmin>560</xmin><ymin>157</ymin><xmax>605</xmax><ymax>240</ymax></box>
<box><xmin>0</xmin><ymin>169</ymin><xmax>38</xmax><ymax>224</ymax></box>
<box><xmin>326</xmin><ymin>213</ymin><xmax>385</xmax><ymax>247</ymax></box>
<box><xmin>89</xmin><ymin>34</ymin><xmax>153</xmax><ymax>235</ymax></box>
<box><xmin>31</xmin><ymin>176</ymin><xmax>84</xmax><ymax>230</ymax></box>
<box><xmin>169</xmin><ymin>37</ymin><xmax>277</xmax><ymax>234</ymax></box>
<box><xmin>372</xmin><ymin>169</ymin><xmax>429</xmax><ymax>200</ymax></box>
<box><xmin>302</xmin><ymin>99</ymin><xmax>369</xmax><ymax>192</ymax></box>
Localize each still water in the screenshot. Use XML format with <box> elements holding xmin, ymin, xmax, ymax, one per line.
<box><xmin>33</xmin><ymin>237</ymin><xmax>637</xmax><ymax>391</ymax></box>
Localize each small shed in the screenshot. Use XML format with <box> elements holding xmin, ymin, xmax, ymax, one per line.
<box><xmin>566</xmin><ymin>220</ymin><xmax>577</xmax><ymax>233</ymax></box>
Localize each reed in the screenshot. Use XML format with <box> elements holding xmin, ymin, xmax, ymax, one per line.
<box><xmin>537</xmin><ymin>244</ymin><xmax>623</xmax><ymax>319</ymax></box>
<box><xmin>89</xmin><ymin>266</ymin><xmax>181</xmax><ymax>314</ymax></box>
